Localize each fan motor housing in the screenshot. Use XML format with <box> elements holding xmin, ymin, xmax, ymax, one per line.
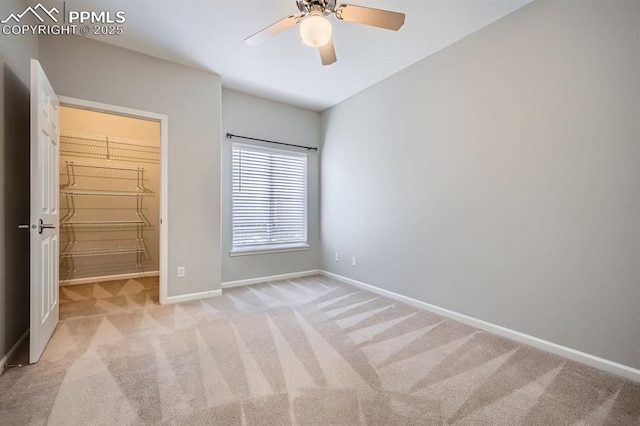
<box><xmin>296</xmin><ymin>0</ymin><xmax>337</xmax><ymax>14</ymax></box>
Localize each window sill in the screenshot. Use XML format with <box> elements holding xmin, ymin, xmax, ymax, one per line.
<box><xmin>230</xmin><ymin>244</ymin><xmax>310</xmax><ymax>257</ymax></box>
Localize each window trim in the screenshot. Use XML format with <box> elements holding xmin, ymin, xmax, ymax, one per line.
<box><xmin>230</xmin><ymin>142</ymin><xmax>309</xmax><ymax>253</ymax></box>
<box><xmin>229</xmin><ymin>242</ymin><xmax>310</xmax><ymax>257</ymax></box>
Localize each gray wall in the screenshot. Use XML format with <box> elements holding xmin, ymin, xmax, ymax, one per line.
<box><xmin>221</xmin><ymin>88</ymin><xmax>321</xmax><ymax>282</ymax></box>
<box><xmin>321</xmin><ymin>0</ymin><xmax>640</xmax><ymax>369</ymax></box>
<box><xmin>39</xmin><ymin>35</ymin><xmax>222</xmax><ymax>298</ymax></box>
<box><xmin>0</xmin><ymin>0</ymin><xmax>39</xmax><ymax>362</ymax></box>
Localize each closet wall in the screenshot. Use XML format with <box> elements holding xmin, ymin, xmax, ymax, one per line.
<box><xmin>59</xmin><ymin>106</ymin><xmax>160</xmax><ymax>282</ymax></box>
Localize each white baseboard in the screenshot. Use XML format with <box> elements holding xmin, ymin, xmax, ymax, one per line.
<box><xmin>222</xmin><ymin>269</ymin><xmax>321</xmax><ymax>289</ymax></box>
<box><xmin>164</xmin><ymin>289</ymin><xmax>222</xmax><ymax>304</ymax></box>
<box><xmin>60</xmin><ymin>271</ymin><xmax>160</xmax><ymax>286</ymax></box>
<box><xmin>0</xmin><ymin>330</ymin><xmax>29</xmax><ymax>375</ymax></box>
<box><xmin>321</xmin><ymin>270</ymin><xmax>640</xmax><ymax>383</ymax></box>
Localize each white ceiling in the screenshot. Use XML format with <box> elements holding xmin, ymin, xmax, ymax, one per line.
<box><xmin>41</xmin><ymin>0</ymin><xmax>533</xmax><ymax>111</ymax></box>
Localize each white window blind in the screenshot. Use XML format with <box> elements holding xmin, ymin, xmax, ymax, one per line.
<box><xmin>232</xmin><ymin>143</ymin><xmax>308</xmax><ymax>251</ymax></box>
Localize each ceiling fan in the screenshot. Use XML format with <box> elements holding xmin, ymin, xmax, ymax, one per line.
<box><xmin>245</xmin><ymin>0</ymin><xmax>406</xmax><ymax>66</ymax></box>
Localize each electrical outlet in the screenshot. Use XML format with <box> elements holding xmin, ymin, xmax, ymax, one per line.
<box><xmin>177</xmin><ymin>266</ymin><xmax>185</xmax><ymax>278</ymax></box>
<box><xmin>335</xmin><ymin>252</ymin><xmax>339</xmax><ymax>262</ymax></box>
<box><xmin>352</xmin><ymin>257</ymin><xmax>357</xmax><ymax>266</ymax></box>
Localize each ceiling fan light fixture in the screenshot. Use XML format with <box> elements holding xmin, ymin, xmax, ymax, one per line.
<box><xmin>300</xmin><ymin>11</ymin><xmax>332</xmax><ymax>47</ymax></box>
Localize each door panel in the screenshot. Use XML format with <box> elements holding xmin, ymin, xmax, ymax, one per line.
<box><xmin>30</xmin><ymin>59</ymin><xmax>60</xmax><ymax>363</ymax></box>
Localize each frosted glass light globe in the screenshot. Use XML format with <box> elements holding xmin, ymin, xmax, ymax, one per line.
<box><xmin>300</xmin><ymin>12</ymin><xmax>332</xmax><ymax>47</ymax></box>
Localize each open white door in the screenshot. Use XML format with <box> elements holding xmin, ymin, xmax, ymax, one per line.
<box><xmin>29</xmin><ymin>59</ymin><xmax>60</xmax><ymax>363</ymax></box>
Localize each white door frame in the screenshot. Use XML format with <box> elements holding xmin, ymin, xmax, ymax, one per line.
<box><xmin>58</xmin><ymin>96</ymin><xmax>169</xmax><ymax>304</ymax></box>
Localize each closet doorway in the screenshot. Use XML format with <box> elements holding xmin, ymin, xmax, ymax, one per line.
<box><xmin>57</xmin><ymin>97</ymin><xmax>168</xmax><ymax>316</ymax></box>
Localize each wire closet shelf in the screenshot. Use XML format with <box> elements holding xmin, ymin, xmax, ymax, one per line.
<box><xmin>60</xmin><ymin>130</ymin><xmax>160</xmax><ymax>164</ymax></box>
<box><xmin>59</xmin><ymin>130</ymin><xmax>159</xmax><ymax>277</ymax></box>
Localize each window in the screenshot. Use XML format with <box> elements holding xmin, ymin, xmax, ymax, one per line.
<box><xmin>231</xmin><ymin>143</ymin><xmax>308</xmax><ymax>254</ymax></box>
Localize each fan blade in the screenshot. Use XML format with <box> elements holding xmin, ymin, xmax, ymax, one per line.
<box><xmin>319</xmin><ymin>38</ymin><xmax>337</xmax><ymax>66</ymax></box>
<box><xmin>335</xmin><ymin>4</ymin><xmax>405</xmax><ymax>31</ymax></box>
<box><xmin>245</xmin><ymin>15</ymin><xmax>299</xmax><ymax>46</ymax></box>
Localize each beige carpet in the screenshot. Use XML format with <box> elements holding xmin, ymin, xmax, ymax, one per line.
<box><xmin>0</xmin><ymin>274</ymin><xmax>638</xmax><ymax>425</ymax></box>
